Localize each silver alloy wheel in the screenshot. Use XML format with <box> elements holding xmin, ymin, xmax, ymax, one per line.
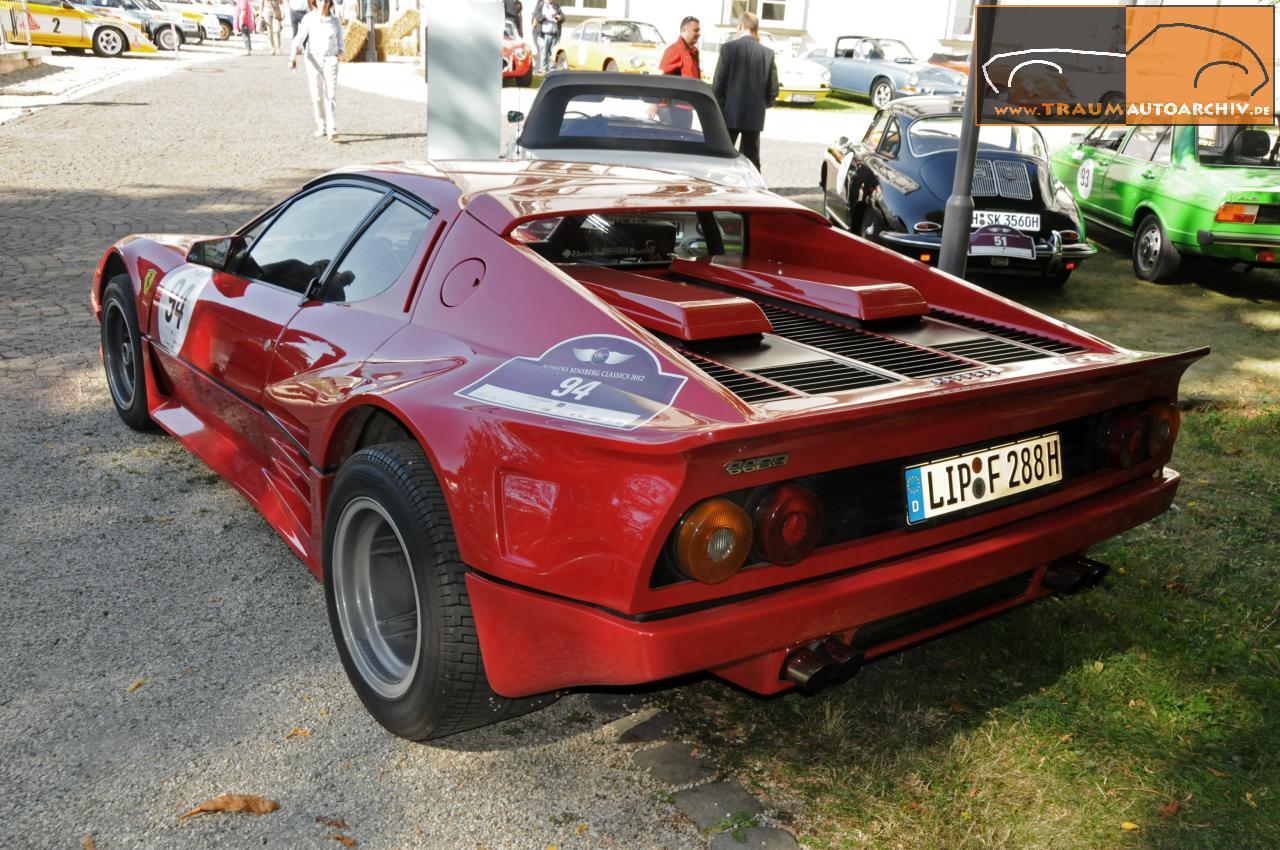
<box><xmin>872</xmin><ymin>81</ymin><xmax>893</xmax><ymax>108</ymax></box>
<box><xmin>1138</xmin><ymin>222</ymin><xmax>1161</xmax><ymax>272</ymax></box>
<box><xmin>103</xmin><ymin>300</ymin><xmax>136</xmax><ymax>409</ymax></box>
<box><xmin>97</xmin><ymin>28</ymin><xmax>124</xmax><ymax>55</ymax></box>
<box><xmin>156</xmin><ymin>26</ymin><xmax>177</xmax><ymax>50</ymax></box>
<box><xmin>332</xmin><ymin>496</ymin><xmax>421</xmax><ymax>700</ymax></box>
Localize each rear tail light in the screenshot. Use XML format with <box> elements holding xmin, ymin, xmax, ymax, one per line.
<box><xmin>1059</xmin><ymin>230</ymin><xmax>1080</xmax><ymax>242</ymax></box>
<box><xmin>1257</xmin><ymin>249</ymin><xmax>1277</xmax><ymax>263</ymax></box>
<box><xmin>1103</xmin><ymin>408</ymin><xmax>1149</xmax><ymax>469</ymax></box>
<box><xmin>914</xmin><ymin>221</ymin><xmax>941</xmax><ymax>233</ymax></box>
<box><xmin>1215</xmin><ymin>203</ymin><xmax>1259</xmax><ymax>224</ymax></box>
<box><xmin>752</xmin><ymin>483</ymin><xmax>825</xmax><ymax>566</ymax></box>
<box><xmin>673</xmin><ymin>498</ymin><xmax>753</xmax><ymax>584</ymax></box>
<box><xmin>1145</xmin><ymin>399</ymin><xmax>1180</xmax><ymax>457</ymax></box>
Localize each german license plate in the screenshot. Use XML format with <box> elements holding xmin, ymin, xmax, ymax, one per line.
<box><xmin>904</xmin><ymin>432</ymin><xmax>1062</xmax><ymax>525</ymax></box>
<box><xmin>792</xmin><ymin>94</ymin><xmax>817</xmax><ymax>103</ymax></box>
<box><xmin>971</xmin><ymin>210</ymin><xmax>1041</xmax><ymax>231</ymax></box>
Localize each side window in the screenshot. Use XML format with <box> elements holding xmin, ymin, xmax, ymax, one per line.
<box><xmin>239</xmin><ymin>186</ymin><xmax>383</xmax><ymax>293</ymax></box>
<box><xmin>1083</xmin><ymin>125</ymin><xmax>1126</xmax><ymax>151</ymax></box>
<box><xmin>863</xmin><ymin>110</ymin><xmax>889</xmax><ymax>148</ymax></box>
<box><xmin>1151</xmin><ymin>127</ymin><xmax>1173</xmax><ymax>165</ymax></box>
<box><xmin>324</xmin><ymin>201</ymin><xmax>433</xmax><ymax>303</ymax></box>
<box><xmin>879</xmin><ymin>118</ymin><xmax>901</xmax><ymax>157</ymax></box>
<box><xmin>1121</xmin><ymin>125</ymin><xmax>1162</xmax><ymax>160</ymax></box>
<box><xmin>582</xmin><ymin>21</ymin><xmax>598</xmax><ymax>42</ymax></box>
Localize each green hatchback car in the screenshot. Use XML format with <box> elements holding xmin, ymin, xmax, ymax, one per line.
<box><xmin>1052</xmin><ymin>123</ymin><xmax>1280</xmax><ymax>282</ymax></box>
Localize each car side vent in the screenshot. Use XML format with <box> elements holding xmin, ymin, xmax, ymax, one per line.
<box><xmin>931</xmin><ymin>310</ymin><xmax>1088</xmax><ymax>355</ymax></box>
<box><xmin>678</xmin><ymin>350</ymin><xmax>799</xmax><ymax>403</ymax></box>
<box><xmin>754</xmin><ymin>360</ymin><xmax>896</xmax><ymax>394</ymax></box>
<box><xmin>759</xmin><ymin>304</ymin><xmax>973</xmax><ymax>378</ymax></box>
<box><xmin>933</xmin><ymin>337</ymin><xmax>1052</xmax><ymax>364</ymax></box>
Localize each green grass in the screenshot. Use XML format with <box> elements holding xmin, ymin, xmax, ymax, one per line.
<box><xmin>657</xmin><ymin>255</ymin><xmax>1280</xmax><ymax>849</ymax></box>
<box><xmin>784</xmin><ymin>95</ymin><xmax>872</xmax><ymax>112</ymax></box>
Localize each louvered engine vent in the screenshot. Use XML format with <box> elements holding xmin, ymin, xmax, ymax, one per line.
<box><xmin>677</xmin><ymin>350</ymin><xmax>797</xmax><ymax>403</ymax></box>
<box><xmin>931</xmin><ymin>310</ymin><xmax>1087</xmax><ymax>355</ymax></box>
<box><xmin>759</xmin><ymin>304</ymin><xmax>973</xmax><ymax>378</ymax></box>
<box><xmin>754</xmin><ymin>360</ymin><xmax>896</xmax><ymax>394</ymax></box>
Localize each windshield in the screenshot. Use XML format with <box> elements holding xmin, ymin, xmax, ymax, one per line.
<box><xmin>599</xmin><ymin>21</ymin><xmax>662</xmax><ymax>43</ymax></box>
<box><xmin>512</xmin><ymin>211</ymin><xmax>745</xmax><ymax>267</ymax></box>
<box><xmin>875</xmin><ymin>39</ymin><xmax>914</xmax><ymax>63</ymax></box>
<box><xmin>907</xmin><ymin>116</ymin><xmax>1047</xmax><ymax>159</ymax></box>
<box><xmin>1196</xmin><ymin>125</ymin><xmax>1280</xmax><ymax>168</ymax></box>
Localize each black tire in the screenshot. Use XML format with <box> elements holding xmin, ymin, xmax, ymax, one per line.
<box><xmin>1133</xmin><ymin>214</ymin><xmax>1180</xmax><ymax>282</ymax></box>
<box><xmin>870</xmin><ymin>77</ymin><xmax>894</xmax><ymax>109</ymax></box>
<box><xmin>858</xmin><ymin>203</ymin><xmax>882</xmax><ymax>242</ymax></box>
<box><xmin>100</xmin><ymin>277</ymin><xmax>154</xmax><ymax>431</ymax></box>
<box><xmin>218</xmin><ymin>21</ymin><xmax>232</xmax><ymax>40</ymax></box>
<box><xmin>324</xmin><ymin>442</ymin><xmax>554</xmax><ymax>740</ymax></box>
<box><xmin>603</xmin><ymin>58</ymin><xmax>618</xmax><ymax>72</ymax></box>
<box><xmin>92</xmin><ymin>26</ymin><xmax>127</xmax><ymax>58</ymax></box>
<box><xmin>153</xmin><ymin>25</ymin><xmax>179</xmax><ymax>51</ymax></box>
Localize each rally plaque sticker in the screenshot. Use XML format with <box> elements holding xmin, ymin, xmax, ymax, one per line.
<box><xmin>154</xmin><ymin>266</ymin><xmax>210</xmax><ymax>356</ymax></box>
<box><xmin>456</xmin><ymin>334</ymin><xmax>687</xmax><ymax>430</ymax></box>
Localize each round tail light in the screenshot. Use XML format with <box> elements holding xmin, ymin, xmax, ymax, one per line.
<box><xmin>674</xmin><ymin>498</ymin><xmax>753</xmax><ymax>584</ymax></box>
<box><xmin>1146</xmin><ymin>399</ymin><xmax>1181</xmax><ymax>457</ymax></box>
<box><xmin>752</xmin><ymin>483</ymin><xmax>825</xmax><ymax>566</ymax></box>
<box><xmin>1105</xmin><ymin>408</ymin><xmax>1149</xmax><ymax>469</ymax></box>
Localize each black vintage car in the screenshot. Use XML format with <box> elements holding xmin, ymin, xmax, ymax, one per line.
<box><xmin>820</xmin><ymin>96</ymin><xmax>1095</xmax><ymax>286</ymax></box>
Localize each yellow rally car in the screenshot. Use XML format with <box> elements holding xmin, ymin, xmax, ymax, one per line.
<box><xmin>553</xmin><ymin>18</ymin><xmax>665</xmax><ymax>74</ymax></box>
<box><xmin>1</xmin><ymin>0</ymin><xmax>155</xmax><ymax>56</ymax></box>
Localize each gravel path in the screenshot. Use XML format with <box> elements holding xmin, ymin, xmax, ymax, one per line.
<box><xmin>0</xmin><ymin>51</ymin><xmax>755</xmax><ymax>850</ymax></box>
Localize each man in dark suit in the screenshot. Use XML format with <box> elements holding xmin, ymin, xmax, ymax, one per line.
<box><xmin>711</xmin><ymin>12</ymin><xmax>778</xmax><ymax>171</ymax></box>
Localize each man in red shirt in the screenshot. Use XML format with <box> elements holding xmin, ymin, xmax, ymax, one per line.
<box><xmin>659</xmin><ymin>15</ymin><xmax>701</xmax><ymax>78</ymax></box>
<box><xmin>656</xmin><ymin>16</ymin><xmax>701</xmax><ymax>130</ymax></box>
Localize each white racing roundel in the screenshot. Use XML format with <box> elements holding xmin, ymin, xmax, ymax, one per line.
<box><xmin>154</xmin><ymin>266</ymin><xmax>210</xmax><ymax>356</ymax></box>
<box><xmin>1076</xmin><ymin>158</ymin><xmax>1095</xmax><ymax>200</ymax></box>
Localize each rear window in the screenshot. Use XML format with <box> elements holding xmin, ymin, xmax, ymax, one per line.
<box><xmin>600</xmin><ymin>20</ymin><xmax>662</xmax><ymax>43</ymax></box>
<box><xmin>512</xmin><ymin>211</ymin><xmax>745</xmax><ymax>267</ymax></box>
<box><xmin>560</xmin><ymin>93</ymin><xmax>705</xmax><ymax>145</ymax></box>
<box><xmin>1196</xmin><ymin>125</ymin><xmax>1280</xmax><ymax>168</ymax></box>
<box><xmin>907</xmin><ymin>116</ymin><xmax>1048</xmax><ymax>159</ymax></box>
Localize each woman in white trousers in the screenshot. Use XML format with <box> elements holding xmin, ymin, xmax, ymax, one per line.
<box><xmin>289</xmin><ymin>0</ymin><xmax>344</xmax><ymax>140</ymax></box>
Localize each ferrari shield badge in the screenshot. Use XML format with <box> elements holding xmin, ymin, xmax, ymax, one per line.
<box><xmin>456</xmin><ymin>334</ymin><xmax>687</xmax><ymax>430</ymax></box>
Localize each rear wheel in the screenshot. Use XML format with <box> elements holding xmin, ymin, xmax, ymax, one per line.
<box><xmin>101</xmin><ymin>277</ymin><xmax>154</xmax><ymax>431</ymax></box>
<box><xmin>218</xmin><ymin>20</ymin><xmax>232</xmax><ymax>40</ymax></box>
<box><xmin>603</xmin><ymin>58</ymin><xmax>618</xmax><ymax>72</ymax></box>
<box><xmin>325</xmin><ymin>443</ymin><xmax>555</xmax><ymax>740</ymax></box>
<box><xmin>1133</xmin><ymin>214</ymin><xmax>1180</xmax><ymax>282</ymax></box>
<box><xmin>870</xmin><ymin>77</ymin><xmax>894</xmax><ymax>109</ymax></box>
<box><xmin>92</xmin><ymin>26</ymin><xmax>126</xmax><ymax>58</ymax></box>
<box><xmin>153</xmin><ymin>25</ymin><xmax>179</xmax><ymax>51</ymax></box>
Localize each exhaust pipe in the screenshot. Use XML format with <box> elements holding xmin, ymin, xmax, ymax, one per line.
<box><xmin>1043</xmin><ymin>553</ymin><xmax>1111</xmax><ymax>594</ymax></box>
<box><xmin>782</xmin><ymin>639</ymin><xmax>864</xmax><ymax>692</ymax></box>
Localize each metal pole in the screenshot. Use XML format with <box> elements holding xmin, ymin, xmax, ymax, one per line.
<box><xmin>938</xmin><ymin>0</ymin><xmax>997</xmax><ymax>277</ymax></box>
<box><xmin>364</xmin><ymin>0</ymin><xmax>376</xmax><ymax>62</ymax></box>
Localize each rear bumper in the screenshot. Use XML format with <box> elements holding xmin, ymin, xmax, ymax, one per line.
<box><xmin>1196</xmin><ymin>229</ymin><xmax>1280</xmax><ymax>249</ymax></box>
<box><xmin>882</xmin><ymin>229</ymin><xmax>1097</xmax><ymax>261</ymax></box>
<box><xmin>469</xmin><ymin>467</ymin><xmax>1179</xmax><ymax>697</ymax></box>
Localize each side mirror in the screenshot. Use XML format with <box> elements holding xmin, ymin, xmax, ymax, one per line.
<box><xmin>507</xmin><ymin>110</ymin><xmax>525</xmax><ymax>124</ymax></box>
<box><xmin>187</xmin><ymin>236</ymin><xmax>242</xmax><ymax>270</ymax></box>
<box><xmin>1069</xmin><ymin>132</ymin><xmax>1084</xmax><ymax>145</ymax></box>
<box><xmin>836</xmin><ymin>135</ymin><xmax>850</xmax><ymax>147</ymax></box>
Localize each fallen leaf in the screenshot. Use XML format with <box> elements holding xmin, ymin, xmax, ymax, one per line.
<box><xmin>178</xmin><ymin>794</ymin><xmax>280</xmax><ymax>819</ymax></box>
<box><xmin>1208</xmin><ymin>767</ymin><xmax>1228</xmax><ymax>778</ymax></box>
<box><xmin>316</xmin><ymin>816</ymin><xmax>349</xmax><ymax>829</ymax></box>
<box><xmin>1059</xmin><ymin>733</ymin><xmax>1074</xmax><ymax>743</ymax></box>
<box><xmin>1121</xmin><ymin>821</ymin><xmax>1140</xmax><ymax>830</ymax></box>
<box><xmin>81</xmin><ymin>837</ymin><xmax>96</xmax><ymax>850</ymax></box>
<box><xmin>326</xmin><ymin>835</ymin><xmax>357</xmax><ymax>847</ymax></box>
<box><xmin>946</xmin><ymin>699</ymin><xmax>972</xmax><ymax>715</ymax></box>
<box><xmin>284</xmin><ymin>727</ymin><xmax>311</xmax><ymax>740</ymax></box>
<box><xmin>1246</xmin><ymin>792</ymin><xmax>1257</xmax><ymax>808</ymax></box>
<box><xmin>575</xmin><ymin>823</ymin><xmax>589</xmax><ymax>836</ymax></box>
<box><xmin>905</xmin><ymin>800</ymin><xmax>924</xmax><ymax>811</ymax></box>
<box><xmin>1092</xmin><ymin>661</ymin><xmax>1106</xmax><ymax>673</ymax></box>
<box><xmin>1164</xmin><ymin>582</ymin><xmax>1189</xmax><ymax>594</ymax></box>
<box><xmin>1159</xmin><ymin>800</ymin><xmax>1182</xmax><ymax>818</ymax></box>
<box><xmin>153</xmin><ymin>516</ymin><xmax>174</xmax><ymax>524</ymax></box>
<box><xmin>125</xmin><ymin>678</ymin><xmax>146</xmax><ymax>693</ymax></box>
<box><xmin>1223</xmin><ymin>448</ymin><xmax>1242</xmax><ymax>456</ymax></box>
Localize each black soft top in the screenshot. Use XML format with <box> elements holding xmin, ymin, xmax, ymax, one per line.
<box><xmin>518</xmin><ymin>72</ymin><xmax>738</xmax><ymax>158</ymax></box>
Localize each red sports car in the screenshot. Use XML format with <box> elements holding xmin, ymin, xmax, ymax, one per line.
<box><xmin>503</xmin><ymin>19</ymin><xmax>533</xmax><ymax>87</ymax></box>
<box><xmin>92</xmin><ymin>159</ymin><xmax>1204</xmax><ymax>740</ymax></box>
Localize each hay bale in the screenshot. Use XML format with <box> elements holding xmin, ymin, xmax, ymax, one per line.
<box><xmin>340</xmin><ymin>18</ymin><xmax>368</xmax><ymax>62</ymax></box>
<box><xmin>381</xmin><ymin>7</ymin><xmax>418</xmax><ymax>41</ymax></box>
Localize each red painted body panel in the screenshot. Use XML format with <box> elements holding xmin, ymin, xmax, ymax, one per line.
<box><xmin>91</xmin><ymin>159</ymin><xmax>1206</xmax><ymax>698</ymax></box>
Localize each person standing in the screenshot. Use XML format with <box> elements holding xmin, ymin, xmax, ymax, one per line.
<box><xmin>534</xmin><ymin>0</ymin><xmax>563</xmax><ymax>74</ymax></box>
<box><xmin>289</xmin><ymin>0</ymin><xmax>344</xmax><ymax>140</ymax></box>
<box><xmin>287</xmin><ymin>0</ymin><xmax>308</xmax><ymax>37</ymax></box>
<box><xmin>711</xmin><ymin>12</ymin><xmax>778</xmax><ymax>171</ymax></box>
<box><xmin>529</xmin><ymin>0</ymin><xmax>543</xmax><ymax>62</ymax></box>
<box><xmin>659</xmin><ymin>15</ymin><xmax>699</xmax><ymax>78</ymax></box>
<box><xmin>234</xmin><ymin>0</ymin><xmax>255</xmax><ymax>54</ymax></box>
<box><xmin>258</xmin><ymin>0</ymin><xmax>283</xmax><ymax>55</ymax></box>
<box><xmin>504</xmin><ymin>0</ymin><xmax>522</xmax><ymax>37</ymax></box>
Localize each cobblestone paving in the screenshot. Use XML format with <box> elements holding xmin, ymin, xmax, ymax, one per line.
<box><xmin>0</xmin><ymin>55</ymin><xmax>793</xmax><ymax>850</ymax></box>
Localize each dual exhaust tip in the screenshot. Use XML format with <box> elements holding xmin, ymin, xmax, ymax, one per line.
<box><xmin>781</xmin><ymin>553</ymin><xmax>1112</xmax><ymax>691</ymax></box>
